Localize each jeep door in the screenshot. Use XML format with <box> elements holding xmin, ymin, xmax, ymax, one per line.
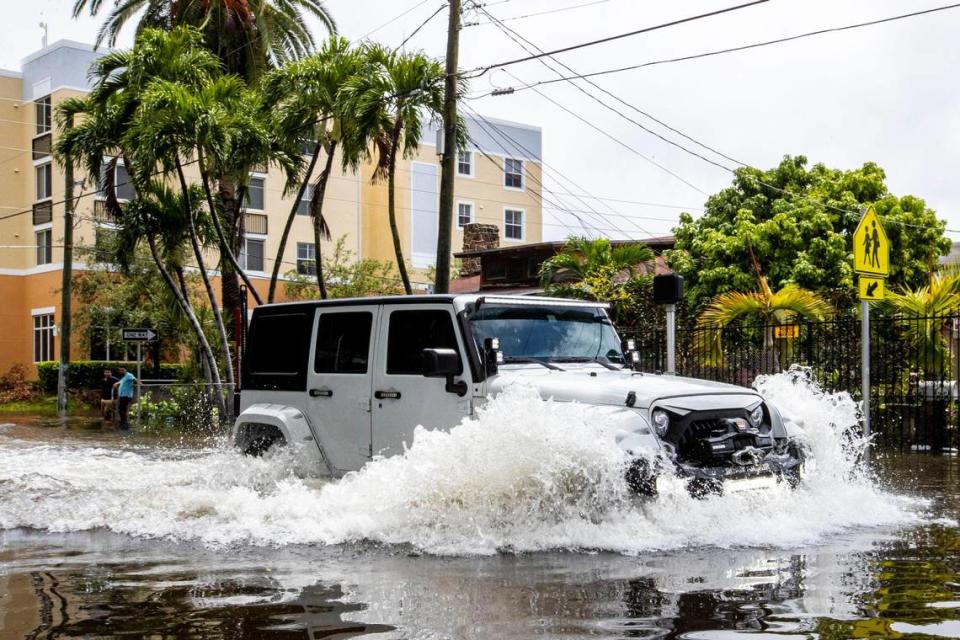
<box><xmin>371</xmin><ymin>304</ymin><xmax>474</xmax><ymax>457</ymax></box>
<box><xmin>306</xmin><ymin>305</ymin><xmax>380</xmax><ymax>473</ymax></box>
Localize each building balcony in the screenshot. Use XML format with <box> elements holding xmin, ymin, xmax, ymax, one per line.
<box><xmin>32</xmin><ymin>201</ymin><xmax>52</xmax><ymax>225</ymax></box>
<box><xmin>244</xmin><ymin>212</ymin><xmax>268</xmax><ymax>235</ymax></box>
<box><xmin>32</xmin><ymin>134</ymin><xmax>52</xmax><ymax>160</ymax></box>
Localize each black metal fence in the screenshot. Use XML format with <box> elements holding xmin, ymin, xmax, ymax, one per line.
<box><xmin>628</xmin><ymin>312</ymin><xmax>960</xmax><ymax>453</ymax></box>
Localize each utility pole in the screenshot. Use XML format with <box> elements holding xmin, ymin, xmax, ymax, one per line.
<box><xmin>57</xmin><ymin>114</ymin><xmax>75</xmax><ymax>419</ymax></box>
<box><xmin>434</xmin><ymin>0</ymin><xmax>461</xmax><ymax>294</ymax></box>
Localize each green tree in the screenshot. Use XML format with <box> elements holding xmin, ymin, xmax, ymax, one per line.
<box><xmin>669</xmin><ymin>156</ymin><xmax>951</xmax><ymax>311</ymax></box>
<box><xmin>283</xmin><ymin>236</ymin><xmax>403</xmax><ymax>300</ymax></box>
<box><xmin>73</xmin><ymin>0</ymin><xmax>335</xmax><ymax>77</ymax></box>
<box><xmin>343</xmin><ymin>45</ymin><xmax>454</xmax><ymax>294</ymax></box>
<box><xmin>540</xmin><ymin>236</ymin><xmax>654</xmax><ymax>300</ymax></box>
<box><xmin>884</xmin><ymin>272</ymin><xmax>960</xmax><ymax>377</ymax></box>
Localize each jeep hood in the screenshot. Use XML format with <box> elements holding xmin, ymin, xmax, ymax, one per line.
<box><xmin>486</xmin><ymin>366</ymin><xmax>761</xmax><ymax>411</ymax></box>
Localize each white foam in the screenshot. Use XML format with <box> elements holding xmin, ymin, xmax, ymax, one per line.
<box><xmin>0</xmin><ymin>371</ymin><xmax>928</xmax><ymax>554</ymax></box>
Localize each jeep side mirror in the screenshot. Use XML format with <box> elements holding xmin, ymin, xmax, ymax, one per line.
<box><xmin>621</xmin><ymin>338</ymin><xmax>640</xmax><ymax>370</ymax></box>
<box><xmin>483</xmin><ymin>337</ymin><xmax>502</xmax><ymax>376</ymax></box>
<box><xmin>421</xmin><ymin>348</ymin><xmax>468</xmax><ymax>397</ymax></box>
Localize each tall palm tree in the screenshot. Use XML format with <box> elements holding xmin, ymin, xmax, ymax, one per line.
<box><xmin>540</xmin><ymin>236</ymin><xmax>654</xmax><ymax>300</ymax></box>
<box><xmin>56</xmin><ymin>28</ymin><xmax>235</xmax><ymax>388</ymax></box>
<box><xmin>73</xmin><ymin>0</ymin><xmax>336</xmax><ymax>77</ymax></box>
<box><xmin>344</xmin><ymin>46</ymin><xmax>451</xmax><ymax>295</ymax></box>
<box><xmin>696</xmin><ymin>275</ymin><xmax>833</xmax><ymax>369</ymax></box>
<box><xmin>262</xmin><ymin>36</ymin><xmax>362</xmax><ymax>302</ymax></box>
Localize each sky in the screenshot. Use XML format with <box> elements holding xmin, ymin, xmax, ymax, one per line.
<box><xmin>6</xmin><ymin>0</ymin><xmax>960</xmax><ymax>242</ymax></box>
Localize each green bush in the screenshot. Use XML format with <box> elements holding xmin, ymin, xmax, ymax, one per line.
<box><xmin>132</xmin><ymin>385</ymin><xmax>227</xmax><ymax>433</ymax></box>
<box><xmin>36</xmin><ymin>360</ymin><xmax>186</xmax><ymax>393</ymax></box>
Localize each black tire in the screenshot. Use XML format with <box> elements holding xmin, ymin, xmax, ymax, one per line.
<box><xmin>243</xmin><ymin>433</ymin><xmax>281</xmax><ymax>457</ymax></box>
<box><xmin>626</xmin><ymin>458</ymin><xmax>658</xmax><ymax>498</ymax></box>
<box><xmin>687</xmin><ymin>477</ymin><xmax>723</xmax><ymax>499</ymax></box>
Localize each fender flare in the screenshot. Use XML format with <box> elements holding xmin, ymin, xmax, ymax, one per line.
<box><xmin>233</xmin><ymin>404</ymin><xmax>334</xmax><ymax>475</ymax></box>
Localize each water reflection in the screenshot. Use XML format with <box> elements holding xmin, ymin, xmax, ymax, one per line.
<box><xmin>0</xmin><ymin>454</ymin><xmax>958</xmax><ymax>638</ymax></box>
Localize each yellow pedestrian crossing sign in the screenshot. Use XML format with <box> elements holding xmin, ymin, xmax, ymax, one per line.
<box><xmin>853</xmin><ymin>207</ymin><xmax>889</xmax><ymax>276</ymax></box>
<box><xmin>858</xmin><ymin>275</ymin><xmax>885</xmax><ymax>301</ymax></box>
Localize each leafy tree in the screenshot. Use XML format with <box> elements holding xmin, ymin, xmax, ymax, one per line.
<box><xmin>884</xmin><ymin>272</ymin><xmax>960</xmax><ymax>377</ymax></box>
<box><xmin>283</xmin><ymin>236</ymin><xmax>403</xmax><ymax>300</ymax></box>
<box><xmin>669</xmin><ymin>156</ymin><xmax>952</xmax><ymax>311</ymax></box>
<box><xmin>540</xmin><ymin>236</ymin><xmax>654</xmax><ymax>300</ymax></box>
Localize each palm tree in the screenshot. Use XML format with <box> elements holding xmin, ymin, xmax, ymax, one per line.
<box><xmin>540</xmin><ymin>236</ymin><xmax>655</xmax><ymax>300</ymax></box>
<box><xmin>885</xmin><ymin>272</ymin><xmax>960</xmax><ymax>377</ymax></box>
<box><xmin>344</xmin><ymin>46</ymin><xmax>450</xmax><ymax>295</ymax></box>
<box><xmin>73</xmin><ymin>0</ymin><xmax>336</xmax><ymax>77</ymax></box>
<box><xmin>56</xmin><ymin>28</ymin><xmax>235</xmax><ymax>388</ymax></box>
<box><xmin>696</xmin><ymin>275</ymin><xmax>833</xmax><ymax>370</ymax></box>
<box><xmin>262</xmin><ymin>36</ymin><xmax>362</xmax><ymax>302</ymax></box>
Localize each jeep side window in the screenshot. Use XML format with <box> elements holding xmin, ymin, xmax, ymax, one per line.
<box><xmin>244</xmin><ymin>311</ymin><xmax>312</xmax><ymax>391</ymax></box>
<box><xmin>386</xmin><ymin>309</ymin><xmax>462</xmax><ymax>375</ymax></box>
<box><xmin>314</xmin><ymin>312</ymin><xmax>373</xmax><ymax>374</ymax></box>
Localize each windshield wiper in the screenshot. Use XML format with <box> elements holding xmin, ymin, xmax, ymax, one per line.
<box><xmin>502</xmin><ymin>356</ymin><xmax>564</xmax><ymax>371</ymax></box>
<box><xmin>553</xmin><ymin>356</ymin><xmax>623</xmax><ymax>371</ymax></box>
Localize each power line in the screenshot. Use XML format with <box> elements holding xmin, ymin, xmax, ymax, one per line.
<box><xmin>464</xmin><ymin>0</ymin><xmax>609</xmax><ymax>26</ymax></box>
<box><xmin>499</xmin><ymin>2</ymin><xmax>960</xmax><ymax>91</ymax></box>
<box><xmin>359</xmin><ymin>0</ymin><xmax>434</xmax><ymax>40</ymax></box>
<box><xmin>463</xmin><ymin>0</ymin><xmax>769</xmax><ymax>77</ymax></box>
<box><xmin>396</xmin><ymin>3</ymin><xmax>449</xmax><ymax>50</ymax></box>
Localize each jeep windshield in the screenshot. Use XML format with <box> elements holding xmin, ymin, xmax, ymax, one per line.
<box><xmin>469</xmin><ymin>303</ymin><xmax>626</xmax><ymax>365</ymax></box>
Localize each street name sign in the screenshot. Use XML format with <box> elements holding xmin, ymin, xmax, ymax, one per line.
<box><xmin>858</xmin><ymin>276</ymin><xmax>885</xmax><ymax>301</ymax></box>
<box><xmin>122</xmin><ymin>328</ymin><xmax>158</xmax><ymax>342</ymax></box>
<box><xmin>853</xmin><ymin>206</ymin><xmax>889</xmax><ymax>276</ymax></box>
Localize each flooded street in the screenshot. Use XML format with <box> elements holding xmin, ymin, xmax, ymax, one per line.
<box><xmin>1</xmin><ymin>375</ymin><xmax>960</xmax><ymax>639</ymax></box>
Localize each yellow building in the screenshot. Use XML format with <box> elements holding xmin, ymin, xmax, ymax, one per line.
<box><xmin>0</xmin><ymin>40</ymin><xmax>543</xmax><ymax>376</ymax></box>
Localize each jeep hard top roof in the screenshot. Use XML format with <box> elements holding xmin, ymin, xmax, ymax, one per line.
<box><xmin>254</xmin><ymin>294</ymin><xmax>610</xmax><ymax>315</ymax></box>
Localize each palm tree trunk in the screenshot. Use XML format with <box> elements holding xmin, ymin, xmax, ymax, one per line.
<box><xmin>388</xmin><ymin>121</ymin><xmax>412</xmax><ymax>295</ymax></box>
<box><xmin>269</xmin><ymin>140</ymin><xmax>324</xmax><ymax>302</ymax></box>
<box><xmin>147</xmin><ymin>233</ymin><xmax>221</xmax><ymax>388</ymax></box>
<box><xmin>204</xmin><ymin>172</ymin><xmax>264</xmax><ymax>307</ymax></box>
<box><xmin>311</xmin><ymin>141</ymin><xmax>338</xmax><ymax>299</ymax></box>
<box><xmin>175</xmin><ymin>159</ymin><xmax>235</xmax><ymax>388</ymax></box>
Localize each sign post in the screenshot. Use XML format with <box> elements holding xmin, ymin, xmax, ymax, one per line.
<box><xmin>852</xmin><ymin>207</ymin><xmax>889</xmax><ymax>450</ymax></box>
<box><xmin>123</xmin><ymin>328</ymin><xmax>158</xmax><ymax>429</ymax></box>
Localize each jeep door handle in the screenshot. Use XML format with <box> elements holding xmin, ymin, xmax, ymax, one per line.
<box><xmin>374</xmin><ymin>389</ymin><xmax>401</xmax><ymax>400</ymax></box>
<box><xmin>309</xmin><ymin>388</ymin><xmax>333</xmax><ymax>398</ymax></box>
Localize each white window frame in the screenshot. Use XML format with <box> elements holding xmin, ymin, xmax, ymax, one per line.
<box><xmin>35</xmin><ymin>228</ymin><xmax>53</xmax><ymax>265</ymax></box>
<box><xmin>35</xmin><ymin>95</ymin><xmax>51</xmax><ymax>136</ymax></box>
<box><xmin>239</xmin><ymin>234</ymin><xmax>267</xmax><ymax>273</ymax></box>
<box><xmin>456</xmin><ymin>200</ymin><xmax>475</xmax><ymax>229</ymax></box>
<box><xmin>296</xmin><ymin>242</ymin><xmax>316</xmax><ymax>275</ymax></box>
<box><xmin>245</xmin><ymin>175</ymin><xmax>266</xmax><ymax>212</ymax></box>
<box><xmin>32</xmin><ymin>309</ymin><xmax>56</xmax><ymax>363</ymax></box>
<box><xmin>503</xmin><ymin>158</ymin><xmax>524</xmax><ymax>191</ymax></box>
<box><xmin>296</xmin><ymin>184</ymin><xmax>314</xmax><ymax>216</ymax></box>
<box><xmin>456</xmin><ymin>150</ymin><xmax>474</xmax><ymax>178</ymax></box>
<box><xmin>35</xmin><ymin>161</ymin><xmax>52</xmax><ymax>202</ymax></box>
<box><xmin>503</xmin><ymin>207</ymin><xmax>525</xmax><ymax>242</ymax></box>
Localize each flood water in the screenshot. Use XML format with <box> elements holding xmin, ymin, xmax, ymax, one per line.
<box><xmin>2</xmin><ymin>373</ymin><xmax>960</xmax><ymax>638</ymax></box>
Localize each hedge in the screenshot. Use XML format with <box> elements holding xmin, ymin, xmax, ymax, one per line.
<box><xmin>36</xmin><ymin>361</ymin><xmax>186</xmax><ymax>393</ymax></box>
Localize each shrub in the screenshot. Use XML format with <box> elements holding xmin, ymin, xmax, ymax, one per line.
<box><xmin>35</xmin><ymin>361</ymin><xmax>186</xmax><ymax>393</ymax></box>
<box><xmin>131</xmin><ymin>385</ymin><xmax>226</xmax><ymax>433</ymax></box>
<box><xmin>0</xmin><ymin>364</ymin><xmax>41</xmax><ymax>403</ymax></box>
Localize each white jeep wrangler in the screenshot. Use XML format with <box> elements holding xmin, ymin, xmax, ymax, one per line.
<box><xmin>233</xmin><ymin>294</ymin><xmax>805</xmax><ymax>496</ymax></box>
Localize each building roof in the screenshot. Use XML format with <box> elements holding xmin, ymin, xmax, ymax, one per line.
<box><xmin>454</xmin><ymin>235</ymin><xmax>676</xmax><ymax>259</ymax></box>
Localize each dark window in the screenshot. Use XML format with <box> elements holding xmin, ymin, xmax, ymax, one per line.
<box><xmin>485</xmin><ymin>260</ymin><xmax>507</xmax><ymax>281</ymax></box>
<box><xmin>115</xmin><ymin>163</ymin><xmax>135</xmax><ymax>201</ymax></box>
<box><xmin>241</xmin><ymin>237</ymin><xmax>265</xmax><ymax>271</ymax></box>
<box><xmin>297</xmin><ymin>184</ymin><xmax>313</xmax><ymax>216</ymax></box>
<box><xmin>36</xmin><ymin>229</ymin><xmax>52</xmax><ymax>265</ymax></box>
<box><xmin>33</xmin><ymin>313</ymin><xmax>55</xmax><ymax>362</ymax></box>
<box><xmin>457</xmin><ymin>150</ymin><xmax>472</xmax><ymax>176</ymax></box>
<box><xmin>386</xmin><ymin>309</ymin><xmax>461</xmax><ymax>375</ymax></box>
<box><xmin>247</xmin><ymin>177</ymin><xmax>265</xmax><ymax>210</ymax></box>
<box><xmin>36</xmin><ymin>163</ymin><xmax>52</xmax><ymax>201</ymax></box>
<box><xmin>314</xmin><ymin>312</ymin><xmax>373</xmax><ymax>374</ymax></box>
<box><xmin>244</xmin><ymin>311</ymin><xmax>312</xmax><ymax>391</ymax></box>
<box><xmin>297</xmin><ymin>243</ymin><xmax>316</xmax><ymax>275</ymax></box>
<box><xmin>504</xmin><ymin>158</ymin><xmax>523</xmax><ymax>189</ymax></box>
<box><xmin>505</xmin><ymin>209</ymin><xmax>523</xmax><ymax>240</ymax></box>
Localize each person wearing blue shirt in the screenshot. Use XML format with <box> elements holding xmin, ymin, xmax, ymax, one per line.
<box><xmin>113</xmin><ymin>367</ymin><xmax>136</xmax><ymax>431</ymax></box>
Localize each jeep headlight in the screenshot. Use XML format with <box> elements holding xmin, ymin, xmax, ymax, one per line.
<box><xmin>749</xmin><ymin>405</ymin><xmax>764</xmax><ymax>427</ymax></box>
<box><xmin>652</xmin><ymin>409</ymin><xmax>670</xmax><ymax>437</ymax></box>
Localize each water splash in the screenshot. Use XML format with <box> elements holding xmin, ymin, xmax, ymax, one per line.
<box><xmin>0</xmin><ymin>372</ymin><xmax>928</xmax><ymax>554</ymax></box>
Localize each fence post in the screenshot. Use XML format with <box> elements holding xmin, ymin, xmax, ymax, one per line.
<box><xmin>666</xmin><ymin>303</ymin><xmax>676</xmax><ymax>375</ymax></box>
<box><xmin>861</xmin><ymin>300</ymin><xmax>871</xmax><ymax>455</ymax></box>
